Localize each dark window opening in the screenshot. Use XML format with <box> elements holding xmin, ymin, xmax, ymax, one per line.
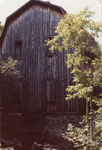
<box><xmin>47</xmin><ymin>49</ymin><xmax>54</xmax><ymax>57</ymax></box>
<box><xmin>14</xmin><ymin>41</ymin><xmax>22</xmax><ymax>60</ymax></box>
<box><xmin>1</xmin><ymin>53</ymin><xmax>4</xmax><ymax>60</ymax></box>
<box><xmin>48</xmin><ymin>54</ymin><xmax>54</xmax><ymax>58</ymax></box>
<box><xmin>47</xmin><ymin>49</ymin><xmax>57</xmax><ymax>57</ymax></box>
<box><xmin>47</xmin><ymin>36</ymin><xmax>53</xmax><ymax>40</ymax></box>
<box><xmin>47</xmin><ymin>101</ymin><xmax>56</xmax><ymax>113</ymax></box>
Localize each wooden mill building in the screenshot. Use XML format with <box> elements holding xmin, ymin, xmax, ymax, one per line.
<box><xmin>0</xmin><ymin>0</ymin><xmax>84</xmax><ymax>114</ymax></box>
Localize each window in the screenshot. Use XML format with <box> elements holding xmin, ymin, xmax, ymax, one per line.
<box><xmin>47</xmin><ymin>101</ymin><xmax>56</xmax><ymax>113</ymax></box>
<box><xmin>14</xmin><ymin>41</ymin><xmax>22</xmax><ymax>60</ymax></box>
<box><xmin>46</xmin><ymin>55</ymin><xmax>56</xmax><ymax>112</ymax></box>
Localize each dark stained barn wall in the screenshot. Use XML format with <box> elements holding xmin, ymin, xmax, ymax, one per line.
<box><xmin>0</xmin><ymin>2</ymin><xmax>81</xmax><ymax>113</ymax></box>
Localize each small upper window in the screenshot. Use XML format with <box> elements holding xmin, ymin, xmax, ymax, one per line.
<box><xmin>14</xmin><ymin>41</ymin><xmax>22</xmax><ymax>60</ymax></box>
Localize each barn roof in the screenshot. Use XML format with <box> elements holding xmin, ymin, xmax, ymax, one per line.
<box><xmin>0</xmin><ymin>0</ymin><xmax>66</xmax><ymax>48</ymax></box>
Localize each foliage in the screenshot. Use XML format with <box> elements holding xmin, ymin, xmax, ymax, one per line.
<box><xmin>47</xmin><ymin>7</ymin><xmax>102</xmax><ymax>150</ymax></box>
<box><xmin>0</xmin><ymin>22</ymin><xmax>19</xmax><ymax>76</ymax></box>
<box><xmin>0</xmin><ymin>57</ymin><xmax>19</xmax><ymax>76</ymax></box>
<box><xmin>62</xmin><ymin>113</ymin><xmax>102</xmax><ymax>150</ymax></box>
<box><xmin>0</xmin><ymin>21</ymin><xmax>3</xmax><ymax>35</ymax></box>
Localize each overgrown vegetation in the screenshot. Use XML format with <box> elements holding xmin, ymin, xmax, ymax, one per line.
<box><xmin>0</xmin><ymin>22</ymin><xmax>19</xmax><ymax>76</ymax></box>
<box><xmin>47</xmin><ymin>7</ymin><xmax>102</xmax><ymax>150</ymax></box>
<box><xmin>0</xmin><ymin>57</ymin><xmax>19</xmax><ymax>76</ymax></box>
<box><xmin>0</xmin><ymin>21</ymin><xmax>3</xmax><ymax>35</ymax></box>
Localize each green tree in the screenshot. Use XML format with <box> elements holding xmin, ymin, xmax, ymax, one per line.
<box><xmin>0</xmin><ymin>21</ymin><xmax>3</xmax><ymax>35</ymax></box>
<box><xmin>0</xmin><ymin>57</ymin><xmax>19</xmax><ymax>76</ymax></box>
<box><xmin>0</xmin><ymin>22</ymin><xmax>19</xmax><ymax>113</ymax></box>
<box><xmin>47</xmin><ymin>7</ymin><xmax>102</xmax><ymax>150</ymax></box>
<box><xmin>0</xmin><ymin>22</ymin><xmax>18</xmax><ymax>76</ymax></box>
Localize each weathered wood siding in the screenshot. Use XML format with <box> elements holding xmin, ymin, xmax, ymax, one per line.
<box><xmin>1</xmin><ymin>5</ymin><xmax>79</xmax><ymax>113</ymax></box>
